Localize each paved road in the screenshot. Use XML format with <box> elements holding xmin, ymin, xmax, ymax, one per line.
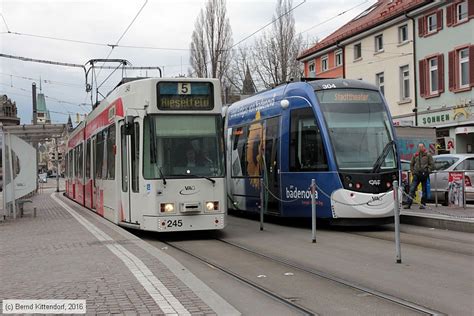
<box><xmin>142</xmin><ymin>215</ymin><xmax>473</xmax><ymax>315</ymax></box>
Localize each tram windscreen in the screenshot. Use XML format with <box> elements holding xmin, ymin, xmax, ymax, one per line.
<box><xmin>316</xmin><ymin>89</ymin><xmax>396</xmax><ymax>171</ymax></box>
<box><xmin>143</xmin><ymin>115</ymin><xmax>225</xmax><ymax>178</ymax></box>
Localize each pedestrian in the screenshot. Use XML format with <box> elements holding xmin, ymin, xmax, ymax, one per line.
<box><xmin>404</xmin><ymin>143</ymin><xmax>434</xmax><ymax>209</ymax></box>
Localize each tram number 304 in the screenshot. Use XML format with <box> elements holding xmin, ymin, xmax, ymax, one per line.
<box><xmin>166</xmin><ymin>219</ymin><xmax>183</xmax><ymax>227</ymax></box>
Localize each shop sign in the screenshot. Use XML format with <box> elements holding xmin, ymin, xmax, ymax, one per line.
<box><xmin>418</xmin><ymin>102</ymin><xmax>472</xmax><ymax>127</ymax></box>
<box><xmin>448</xmin><ymin>172</ymin><xmax>465</xmax><ymax>207</ymax></box>
<box><xmin>420</xmin><ymin>113</ymin><xmax>450</xmax><ymax>126</ymax></box>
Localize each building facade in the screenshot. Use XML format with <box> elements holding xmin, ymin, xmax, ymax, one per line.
<box><xmin>412</xmin><ymin>0</ymin><xmax>473</xmax><ymax>154</ymax></box>
<box><xmin>298</xmin><ymin>0</ymin><xmax>473</xmax><ymax>154</ymax></box>
<box><xmin>0</xmin><ymin>95</ymin><xmax>20</xmax><ymax>126</ymax></box>
<box><xmin>298</xmin><ymin>0</ymin><xmax>427</xmax><ymax>119</ymax></box>
<box><xmin>344</xmin><ymin>17</ymin><xmax>416</xmax><ymax>118</ymax></box>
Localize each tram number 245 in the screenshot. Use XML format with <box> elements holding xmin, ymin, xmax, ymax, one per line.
<box><xmin>166</xmin><ymin>219</ymin><xmax>183</xmax><ymax>227</ymax></box>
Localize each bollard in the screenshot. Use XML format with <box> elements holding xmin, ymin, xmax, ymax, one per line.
<box><xmin>311</xmin><ymin>179</ymin><xmax>316</xmax><ymax>243</ymax></box>
<box><xmin>434</xmin><ymin>172</ymin><xmax>438</xmax><ymax>207</ymax></box>
<box><xmin>260</xmin><ymin>178</ymin><xmax>264</xmax><ymax>231</ymax></box>
<box><xmin>393</xmin><ymin>180</ymin><xmax>402</xmax><ymax>264</ymax></box>
<box><xmin>33</xmin><ymin>207</ymin><xmax>37</xmax><ymax>218</ymax></box>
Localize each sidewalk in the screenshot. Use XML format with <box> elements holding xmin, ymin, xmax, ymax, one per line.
<box><xmin>401</xmin><ymin>202</ymin><xmax>474</xmax><ymax>232</ymax></box>
<box><xmin>0</xmin><ymin>188</ymin><xmax>239</xmax><ymax>315</ymax></box>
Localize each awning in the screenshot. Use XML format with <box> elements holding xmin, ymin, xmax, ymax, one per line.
<box><xmin>0</xmin><ymin>124</ymin><xmax>67</xmax><ymax>143</ymax></box>
<box><xmin>455</xmin><ymin>126</ymin><xmax>474</xmax><ymax>134</ymax></box>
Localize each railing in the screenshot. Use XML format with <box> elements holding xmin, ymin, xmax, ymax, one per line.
<box><xmin>403</xmin><ymin>170</ymin><xmax>471</xmax><ymax>209</ymax></box>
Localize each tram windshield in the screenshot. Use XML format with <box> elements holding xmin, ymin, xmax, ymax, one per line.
<box><xmin>316</xmin><ymin>88</ymin><xmax>396</xmax><ymax>171</ymax></box>
<box><xmin>143</xmin><ymin>115</ymin><xmax>225</xmax><ymax>179</ymax></box>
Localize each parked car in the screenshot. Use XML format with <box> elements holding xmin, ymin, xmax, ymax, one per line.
<box><xmin>430</xmin><ymin>154</ymin><xmax>474</xmax><ymax>205</ymax></box>
<box><xmin>39</xmin><ymin>173</ymin><xmax>48</xmax><ymax>183</ymax></box>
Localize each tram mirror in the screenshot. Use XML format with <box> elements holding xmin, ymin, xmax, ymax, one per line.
<box><xmin>124</xmin><ymin>116</ymin><xmax>135</xmax><ymax>135</ymax></box>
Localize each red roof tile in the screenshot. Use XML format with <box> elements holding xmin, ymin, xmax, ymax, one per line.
<box><xmin>298</xmin><ymin>0</ymin><xmax>430</xmax><ymax>60</ymax></box>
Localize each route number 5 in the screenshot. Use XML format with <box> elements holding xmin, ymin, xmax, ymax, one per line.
<box><xmin>178</xmin><ymin>83</ymin><xmax>191</xmax><ymax>95</ymax></box>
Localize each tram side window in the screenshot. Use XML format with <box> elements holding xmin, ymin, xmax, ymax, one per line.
<box><xmin>77</xmin><ymin>143</ymin><xmax>83</xmax><ymax>179</ymax></box>
<box><xmin>86</xmin><ymin>139</ymin><xmax>91</xmax><ymax>179</ymax></box>
<box><xmin>231</xmin><ymin>126</ymin><xmax>248</xmax><ymax>177</ymax></box>
<box><xmin>231</xmin><ymin>123</ymin><xmax>265</xmax><ymax>178</ymax></box>
<box><xmin>69</xmin><ymin>150</ymin><xmax>74</xmax><ymax>178</ymax></box>
<box><xmin>131</xmin><ymin>122</ymin><xmax>140</xmax><ymax>192</ymax></box>
<box><xmin>107</xmin><ymin>124</ymin><xmax>116</xmax><ymax>180</ymax></box>
<box><xmin>74</xmin><ymin>146</ymin><xmax>79</xmax><ymax>177</ymax></box>
<box><xmin>289</xmin><ymin>108</ymin><xmax>328</xmax><ymax>171</ymax></box>
<box><xmin>65</xmin><ymin>153</ymin><xmax>68</xmax><ymax>178</ymax></box>
<box><xmin>96</xmin><ymin>131</ymin><xmax>105</xmax><ymax>179</ymax></box>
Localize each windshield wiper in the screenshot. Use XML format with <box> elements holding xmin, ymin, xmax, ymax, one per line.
<box><xmin>185</xmin><ymin>173</ymin><xmax>216</xmax><ymax>185</ymax></box>
<box><xmin>158</xmin><ymin>167</ymin><xmax>167</xmax><ymax>185</ymax></box>
<box><xmin>372</xmin><ymin>140</ymin><xmax>395</xmax><ymax>173</ymax></box>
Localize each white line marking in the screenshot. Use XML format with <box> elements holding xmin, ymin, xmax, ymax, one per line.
<box><xmin>51</xmin><ymin>193</ymin><xmax>190</xmax><ymax>315</ymax></box>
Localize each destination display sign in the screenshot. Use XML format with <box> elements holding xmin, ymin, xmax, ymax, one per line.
<box><xmin>316</xmin><ymin>89</ymin><xmax>382</xmax><ymax>104</ymax></box>
<box><xmin>157</xmin><ymin>82</ymin><xmax>214</xmax><ymax>110</ymax></box>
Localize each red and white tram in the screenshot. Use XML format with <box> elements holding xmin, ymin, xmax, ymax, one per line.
<box><xmin>65</xmin><ymin>78</ymin><xmax>226</xmax><ymax>232</ymax></box>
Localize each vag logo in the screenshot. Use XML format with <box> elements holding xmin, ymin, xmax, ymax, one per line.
<box><xmin>179</xmin><ymin>185</ymin><xmax>200</xmax><ymax>195</ymax></box>
<box><xmin>369</xmin><ymin>180</ymin><xmax>381</xmax><ymax>186</ymax></box>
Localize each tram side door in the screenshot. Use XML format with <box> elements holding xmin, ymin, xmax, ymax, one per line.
<box><xmin>119</xmin><ymin>121</ymin><xmax>131</xmax><ymax>223</ymax></box>
<box><xmin>91</xmin><ymin>136</ymin><xmax>97</xmax><ymax>210</ymax></box>
<box><xmin>128</xmin><ymin>119</ymin><xmax>142</xmax><ymax>224</ymax></box>
<box><xmin>264</xmin><ymin>117</ymin><xmax>281</xmax><ymax>215</ymax></box>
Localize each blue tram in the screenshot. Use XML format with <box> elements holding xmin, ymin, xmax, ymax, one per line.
<box><xmin>225</xmin><ymin>79</ymin><xmax>400</xmax><ymax>224</ymax></box>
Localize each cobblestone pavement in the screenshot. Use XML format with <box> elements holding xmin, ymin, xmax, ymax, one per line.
<box><xmin>0</xmin><ymin>189</ymin><xmax>221</xmax><ymax>315</ymax></box>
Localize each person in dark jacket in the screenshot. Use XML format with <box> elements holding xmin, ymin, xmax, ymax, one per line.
<box><xmin>404</xmin><ymin>143</ymin><xmax>434</xmax><ymax>209</ymax></box>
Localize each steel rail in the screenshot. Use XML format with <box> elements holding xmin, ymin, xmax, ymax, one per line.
<box><xmin>161</xmin><ymin>240</ymin><xmax>315</xmax><ymax>316</ymax></box>
<box><xmin>216</xmin><ymin>238</ymin><xmax>444</xmax><ymax>316</ymax></box>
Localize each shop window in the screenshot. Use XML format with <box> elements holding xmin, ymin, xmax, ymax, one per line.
<box><xmin>321</xmin><ymin>55</ymin><xmax>328</xmax><ymax>72</ymax></box>
<box><xmin>419</xmin><ymin>54</ymin><xmax>444</xmax><ymax>98</ymax></box>
<box><xmin>335</xmin><ymin>49</ymin><xmax>343</xmax><ymax>67</ymax></box>
<box><xmin>376</xmin><ymin>72</ymin><xmax>384</xmax><ymax>96</ymax></box>
<box><xmin>374</xmin><ymin>34</ymin><xmax>383</xmax><ymax>52</ymax></box>
<box><xmin>448</xmin><ymin>45</ymin><xmax>473</xmax><ymax>91</ymax></box>
<box><xmin>447</xmin><ymin>1</ymin><xmax>472</xmax><ymax>26</ymax></box>
<box><xmin>398</xmin><ymin>24</ymin><xmax>408</xmax><ymax>43</ymax></box>
<box><xmin>418</xmin><ymin>10</ymin><xmax>443</xmax><ymax>37</ymax></box>
<box><xmin>354</xmin><ymin>43</ymin><xmax>362</xmax><ymax>60</ymax></box>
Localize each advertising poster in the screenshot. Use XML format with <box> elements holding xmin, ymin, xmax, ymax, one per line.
<box><xmin>448</xmin><ymin>172</ymin><xmax>464</xmax><ymax>207</ymax></box>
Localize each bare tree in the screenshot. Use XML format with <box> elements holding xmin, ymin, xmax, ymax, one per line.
<box><xmin>189</xmin><ymin>0</ymin><xmax>233</xmax><ymax>82</ymax></box>
<box><xmin>227</xmin><ymin>45</ymin><xmax>255</xmax><ymax>92</ymax></box>
<box><xmin>253</xmin><ymin>0</ymin><xmax>303</xmax><ymax>88</ymax></box>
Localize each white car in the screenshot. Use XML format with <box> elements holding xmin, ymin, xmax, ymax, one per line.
<box><xmin>39</xmin><ymin>173</ymin><xmax>48</xmax><ymax>183</ymax></box>
<box><xmin>430</xmin><ymin>154</ymin><xmax>474</xmax><ymax>205</ymax></box>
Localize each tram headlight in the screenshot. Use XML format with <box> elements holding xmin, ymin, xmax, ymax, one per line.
<box><xmin>160</xmin><ymin>203</ymin><xmax>175</xmax><ymax>213</ymax></box>
<box><xmin>206</xmin><ymin>201</ymin><xmax>219</xmax><ymax>211</ymax></box>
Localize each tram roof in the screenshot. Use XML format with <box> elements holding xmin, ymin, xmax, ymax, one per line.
<box><xmin>226</xmin><ymin>78</ymin><xmax>380</xmax><ymax>126</ymax></box>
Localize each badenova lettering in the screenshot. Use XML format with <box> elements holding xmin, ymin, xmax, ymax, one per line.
<box><xmin>285</xmin><ymin>186</ymin><xmax>318</xmax><ymax>200</ymax></box>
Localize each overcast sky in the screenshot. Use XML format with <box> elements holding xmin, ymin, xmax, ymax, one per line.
<box><xmin>0</xmin><ymin>0</ymin><xmax>375</xmax><ymax>125</ymax></box>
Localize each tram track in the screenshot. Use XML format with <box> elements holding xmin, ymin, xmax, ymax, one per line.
<box><xmin>214</xmin><ymin>238</ymin><xmax>443</xmax><ymax>316</ymax></box>
<box><xmin>158</xmin><ymin>236</ymin><xmax>443</xmax><ymax>316</ymax></box>
<box><xmin>161</xmin><ymin>240</ymin><xmax>315</xmax><ymax>316</ymax></box>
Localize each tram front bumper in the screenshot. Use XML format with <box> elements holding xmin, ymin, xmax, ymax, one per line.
<box><xmin>141</xmin><ymin>213</ymin><xmax>226</xmax><ymax>232</ymax></box>
<box><xmin>331</xmin><ymin>189</ymin><xmax>398</xmax><ymax>219</ymax></box>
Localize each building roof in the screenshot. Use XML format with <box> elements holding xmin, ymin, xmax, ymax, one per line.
<box><xmin>37</xmin><ymin>93</ymin><xmax>48</xmax><ymax>113</ymax></box>
<box><xmin>297</xmin><ymin>0</ymin><xmax>430</xmax><ymax>60</ymax></box>
<box><xmin>37</xmin><ymin>93</ymin><xmax>51</xmax><ymax>122</ymax></box>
